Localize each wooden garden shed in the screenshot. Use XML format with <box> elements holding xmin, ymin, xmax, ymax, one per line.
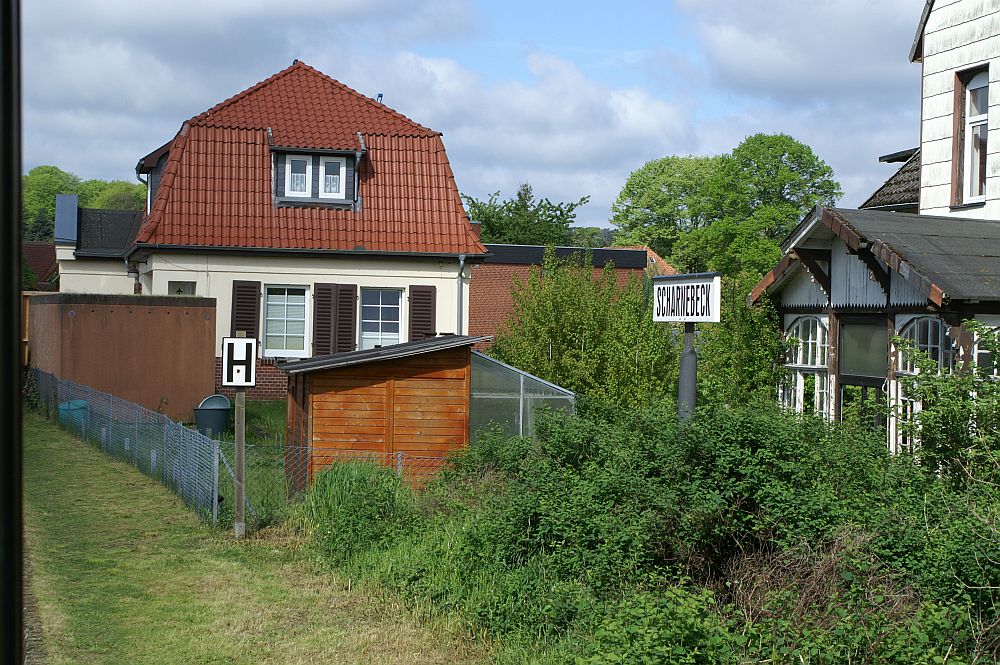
<box><xmin>280</xmin><ymin>335</ymin><xmax>488</xmax><ymax>489</ymax></box>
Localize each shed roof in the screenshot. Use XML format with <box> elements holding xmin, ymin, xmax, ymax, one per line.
<box><xmin>77</xmin><ymin>208</ymin><xmax>143</xmax><ymax>258</ymax></box>
<box><xmin>278</xmin><ymin>335</ymin><xmax>490</xmax><ymax>375</ymax></box>
<box><xmin>483</xmin><ymin>244</ymin><xmax>648</xmax><ymax>269</ymax></box>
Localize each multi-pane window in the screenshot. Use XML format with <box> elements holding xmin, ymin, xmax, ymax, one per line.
<box><xmin>319</xmin><ymin>158</ymin><xmax>346</xmax><ymax>199</ymax></box>
<box><xmin>781</xmin><ymin>316</ymin><xmax>830</xmax><ymax>417</ymax></box>
<box><xmin>965</xmin><ymin>70</ymin><xmax>989</xmax><ymax>202</ymax></box>
<box><xmin>285</xmin><ymin>155</ymin><xmax>311</xmax><ymax>197</ymax></box>
<box><xmin>360</xmin><ymin>289</ymin><xmax>401</xmax><ymax>350</ymax></box>
<box><xmin>896</xmin><ymin>317</ymin><xmax>955</xmax><ymax>375</ymax></box>
<box><xmin>264</xmin><ymin>286</ymin><xmax>307</xmax><ymax>357</ymax></box>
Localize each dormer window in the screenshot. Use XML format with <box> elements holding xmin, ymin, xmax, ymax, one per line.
<box><xmin>276</xmin><ymin>152</ymin><xmax>354</xmax><ymax>203</ymax></box>
<box><xmin>319</xmin><ymin>157</ymin><xmax>346</xmax><ymax>199</ymax></box>
<box><xmin>285</xmin><ymin>155</ymin><xmax>312</xmax><ymax>198</ymax></box>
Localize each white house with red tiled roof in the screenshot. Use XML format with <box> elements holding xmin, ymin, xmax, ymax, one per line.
<box><xmin>56</xmin><ymin>62</ymin><xmax>487</xmax><ymax>397</ymax></box>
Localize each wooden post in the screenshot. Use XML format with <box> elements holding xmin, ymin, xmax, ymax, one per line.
<box><xmin>234</xmin><ymin>330</ymin><xmax>246</xmax><ymax>540</ymax></box>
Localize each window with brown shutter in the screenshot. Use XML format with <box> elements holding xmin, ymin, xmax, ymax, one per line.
<box><xmin>408</xmin><ymin>285</ymin><xmax>436</xmax><ymax>341</ymax></box>
<box><xmin>313</xmin><ymin>283</ymin><xmax>357</xmax><ymax>354</ymax></box>
<box><xmin>231</xmin><ymin>280</ymin><xmax>261</xmax><ymax>338</ymax></box>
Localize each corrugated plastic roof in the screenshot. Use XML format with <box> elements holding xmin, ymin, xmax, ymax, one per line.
<box><xmin>133</xmin><ymin>62</ymin><xmax>486</xmax><ymax>256</ymax></box>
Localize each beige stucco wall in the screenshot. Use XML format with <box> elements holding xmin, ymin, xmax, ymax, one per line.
<box><xmin>142</xmin><ymin>252</ymin><xmax>471</xmax><ymax>356</ymax></box>
<box><xmin>919</xmin><ymin>0</ymin><xmax>1000</xmax><ymax>217</ymax></box>
<box><xmin>56</xmin><ymin>245</ymin><xmax>134</xmax><ymax>295</ymax></box>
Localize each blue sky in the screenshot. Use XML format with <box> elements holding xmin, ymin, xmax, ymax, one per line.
<box><xmin>22</xmin><ymin>0</ymin><xmax>922</xmax><ymax>228</ymax></box>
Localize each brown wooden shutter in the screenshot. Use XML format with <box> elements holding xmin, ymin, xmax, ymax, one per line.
<box><xmin>313</xmin><ymin>283</ymin><xmax>336</xmax><ymax>355</ymax></box>
<box><xmin>231</xmin><ymin>280</ymin><xmax>261</xmax><ymax>338</ymax></box>
<box><xmin>408</xmin><ymin>285</ymin><xmax>436</xmax><ymax>341</ymax></box>
<box><xmin>334</xmin><ymin>284</ymin><xmax>357</xmax><ymax>352</ymax></box>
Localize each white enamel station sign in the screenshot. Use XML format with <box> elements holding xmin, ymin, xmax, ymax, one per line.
<box><xmin>652</xmin><ymin>273</ymin><xmax>722</xmax><ymax>323</ymax></box>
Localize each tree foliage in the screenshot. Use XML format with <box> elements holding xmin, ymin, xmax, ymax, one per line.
<box><xmin>611</xmin><ymin>155</ymin><xmax>723</xmax><ymax>257</ymax></box>
<box><xmin>464</xmin><ymin>183</ymin><xmax>589</xmax><ymax>246</ymax></box>
<box><xmin>490</xmin><ymin>250</ymin><xmax>675</xmax><ymax>407</ymax></box>
<box><xmin>22</xmin><ymin>165</ymin><xmax>146</xmax><ymax>241</ymax></box>
<box><xmin>613</xmin><ymin>134</ymin><xmax>842</xmax><ymax>277</ymax></box>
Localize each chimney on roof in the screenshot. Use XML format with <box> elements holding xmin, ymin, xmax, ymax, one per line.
<box><xmin>292</xmin><ymin>59</ymin><xmax>299</xmax><ymax>65</ymax></box>
<box><xmin>54</xmin><ymin>194</ymin><xmax>78</xmax><ymax>246</ymax></box>
<box><xmin>376</xmin><ymin>93</ymin><xmax>383</xmax><ymax>104</ymax></box>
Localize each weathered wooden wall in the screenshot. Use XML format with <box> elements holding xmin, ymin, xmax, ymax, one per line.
<box><xmin>28</xmin><ymin>293</ymin><xmax>217</xmax><ymax>421</ymax></box>
<box><xmin>306</xmin><ymin>345</ymin><xmax>470</xmax><ymax>479</ymax></box>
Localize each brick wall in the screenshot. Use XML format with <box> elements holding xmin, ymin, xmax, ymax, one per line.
<box><xmin>469</xmin><ymin>263</ymin><xmax>642</xmax><ymax>348</ymax></box>
<box><xmin>214</xmin><ymin>357</ymin><xmax>288</xmax><ymax>400</ymax></box>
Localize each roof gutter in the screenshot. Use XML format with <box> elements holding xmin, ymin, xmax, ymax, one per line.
<box><xmin>125</xmin><ymin>242</ymin><xmax>488</xmax><ymax>262</ymax></box>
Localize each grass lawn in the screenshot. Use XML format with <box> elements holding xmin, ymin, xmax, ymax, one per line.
<box><xmin>23</xmin><ymin>411</ymin><xmax>484</xmax><ymax>665</ymax></box>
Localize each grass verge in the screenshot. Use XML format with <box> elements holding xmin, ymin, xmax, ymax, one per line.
<box><xmin>23</xmin><ymin>411</ymin><xmax>484</xmax><ymax>665</ymax></box>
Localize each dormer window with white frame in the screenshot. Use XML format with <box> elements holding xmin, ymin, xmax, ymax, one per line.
<box><xmin>319</xmin><ymin>157</ymin><xmax>346</xmax><ymax>200</ymax></box>
<box><xmin>284</xmin><ymin>155</ymin><xmax>312</xmax><ymax>198</ymax></box>
<box><xmin>964</xmin><ymin>69</ymin><xmax>988</xmax><ymax>203</ymax></box>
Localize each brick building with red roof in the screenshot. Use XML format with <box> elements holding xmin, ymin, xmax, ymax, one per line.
<box><xmin>56</xmin><ymin>62</ymin><xmax>487</xmax><ymax>398</ymax></box>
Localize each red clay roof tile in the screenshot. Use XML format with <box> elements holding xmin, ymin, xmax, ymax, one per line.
<box><xmin>134</xmin><ymin>62</ymin><xmax>485</xmax><ymax>256</ymax></box>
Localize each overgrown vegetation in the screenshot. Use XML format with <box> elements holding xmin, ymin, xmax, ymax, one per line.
<box><xmin>490</xmin><ymin>249</ymin><xmax>676</xmax><ymax>407</ymax></box>
<box><xmin>294</xmin><ymin>335</ymin><xmax>999</xmax><ymax>662</ymax></box>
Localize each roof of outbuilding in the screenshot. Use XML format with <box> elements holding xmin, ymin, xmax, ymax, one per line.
<box><xmin>132</xmin><ymin>62</ymin><xmax>486</xmax><ymax>257</ymax></box>
<box><xmin>23</xmin><ymin>241</ymin><xmax>57</xmax><ymax>282</ymax></box>
<box><xmin>278</xmin><ymin>335</ymin><xmax>489</xmax><ymax>374</ymax></box>
<box><xmin>860</xmin><ymin>149</ymin><xmax>920</xmax><ymax>210</ymax></box>
<box><xmin>752</xmin><ymin>207</ymin><xmax>1000</xmax><ymax>306</ymax></box>
<box><xmin>483</xmin><ymin>244</ymin><xmax>650</xmax><ymax>269</ymax></box>
<box><xmin>77</xmin><ymin>208</ymin><xmax>143</xmax><ymax>258</ymax></box>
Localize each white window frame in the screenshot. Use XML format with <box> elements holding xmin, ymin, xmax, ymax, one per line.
<box><xmin>262</xmin><ymin>285</ymin><xmax>310</xmax><ymax>358</ymax></box>
<box><xmin>963</xmin><ymin>69</ymin><xmax>989</xmax><ymax>203</ymax></box>
<box><xmin>318</xmin><ymin>157</ymin><xmax>347</xmax><ymax>200</ymax></box>
<box><xmin>896</xmin><ymin>316</ymin><xmax>955</xmax><ymax>376</ymax></box>
<box><xmin>781</xmin><ymin>316</ymin><xmax>830</xmax><ymax>418</ymax></box>
<box><xmin>284</xmin><ymin>154</ymin><xmax>312</xmax><ymax>198</ymax></box>
<box><xmin>359</xmin><ymin>288</ymin><xmax>403</xmax><ymax>350</ymax></box>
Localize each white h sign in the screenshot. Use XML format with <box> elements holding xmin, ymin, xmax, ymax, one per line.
<box><xmin>222</xmin><ymin>337</ymin><xmax>258</xmax><ymax>387</ymax></box>
<box><xmin>652</xmin><ymin>273</ymin><xmax>722</xmax><ymax>323</ymax></box>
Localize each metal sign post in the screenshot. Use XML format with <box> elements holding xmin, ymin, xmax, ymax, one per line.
<box><xmin>222</xmin><ymin>333</ymin><xmax>257</xmax><ymax>539</ymax></box>
<box><xmin>652</xmin><ymin>272</ymin><xmax>722</xmax><ymax>421</ymax></box>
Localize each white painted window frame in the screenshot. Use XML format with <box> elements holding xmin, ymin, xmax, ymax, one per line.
<box><xmin>262</xmin><ymin>284</ymin><xmax>311</xmax><ymax>359</ymax></box>
<box><xmin>318</xmin><ymin>157</ymin><xmax>347</xmax><ymax>200</ymax></box>
<box><xmin>781</xmin><ymin>316</ymin><xmax>831</xmax><ymax>418</ymax></box>
<box><xmin>963</xmin><ymin>69</ymin><xmax>989</xmax><ymax>204</ymax></box>
<box><xmin>359</xmin><ymin>287</ymin><xmax>404</xmax><ymax>350</ymax></box>
<box><xmin>284</xmin><ymin>154</ymin><xmax>312</xmax><ymax>198</ymax></box>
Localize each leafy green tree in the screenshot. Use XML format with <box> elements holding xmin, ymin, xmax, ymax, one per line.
<box><xmin>85</xmin><ymin>180</ymin><xmax>146</xmax><ymax>211</ymax></box>
<box><xmin>611</xmin><ymin>155</ymin><xmax>723</xmax><ymax>257</ymax></box>
<box><xmin>567</xmin><ymin>226</ymin><xmax>609</xmax><ymax>248</ymax></box>
<box><xmin>490</xmin><ymin>250</ymin><xmax>675</xmax><ymax>407</ymax></box>
<box><xmin>22</xmin><ymin>166</ymin><xmax>81</xmax><ymax>240</ymax></box>
<box><xmin>22</xmin><ymin>167</ymin><xmax>146</xmax><ymax>241</ymax></box>
<box><xmin>464</xmin><ymin>183</ymin><xmax>589</xmax><ymax>246</ymax></box>
<box><xmin>673</xmin><ymin>134</ymin><xmax>841</xmax><ymax>276</ymax></box>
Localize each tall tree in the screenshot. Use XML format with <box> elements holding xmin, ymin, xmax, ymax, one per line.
<box><xmin>464</xmin><ymin>183</ymin><xmax>589</xmax><ymax>246</ymax></box>
<box><xmin>612</xmin><ymin>134</ymin><xmax>841</xmax><ymax>277</ymax></box>
<box><xmin>611</xmin><ymin>155</ymin><xmax>723</xmax><ymax>257</ymax></box>
<box><xmin>674</xmin><ymin>134</ymin><xmax>841</xmax><ymax>276</ymax></box>
<box><xmin>21</xmin><ymin>167</ymin><xmax>146</xmax><ymax>241</ymax></box>
<box><xmin>22</xmin><ymin>166</ymin><xmax>80</xmax><ymax>241</ymax></box>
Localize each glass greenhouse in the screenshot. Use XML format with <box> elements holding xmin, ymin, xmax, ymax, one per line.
<box><xmin>470</xmin><ymin>351</ymin><xmax>575</xmax><ymax>441</ymax></box>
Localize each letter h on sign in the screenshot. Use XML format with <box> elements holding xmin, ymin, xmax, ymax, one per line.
<box><xmin>222</xmin><ymin>337</ymin><xmax>258</xmax><ymax>387</ymax></box>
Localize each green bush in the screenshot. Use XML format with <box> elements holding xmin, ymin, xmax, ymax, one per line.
<box><xmin>298</xmin><ymin>461</ymin><xmax>417</xmax><ymax>563</ymax></box>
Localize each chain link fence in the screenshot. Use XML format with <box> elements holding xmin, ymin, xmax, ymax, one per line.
<box><xmin>31</xmin><ymin>370</ymin><xmax>454</xmax><ymax>530</ymax></box>
<box><xmin>32</xmin><ymin>369</ymin><xmax>220</xmax><ymax>522</ymax></box>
